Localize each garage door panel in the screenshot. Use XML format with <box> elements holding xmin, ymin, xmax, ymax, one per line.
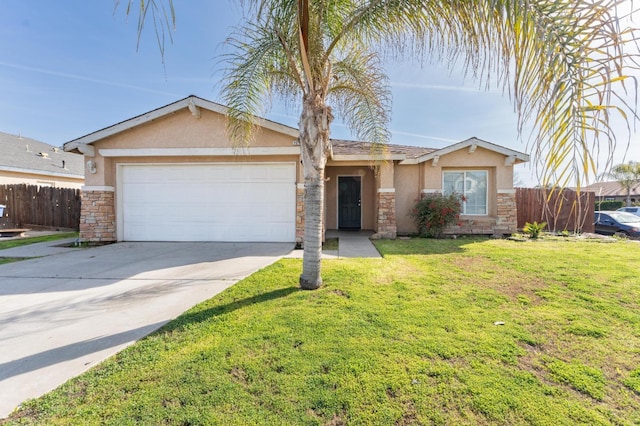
<box><xmin>121</xmin><ymin>163</ymin><xmax>295</xmax><ymax>242</ymax></box>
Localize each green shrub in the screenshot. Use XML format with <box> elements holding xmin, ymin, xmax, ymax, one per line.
<box><xmin>411</xmin><ymin>193</ymin><xmax>464</xmax><ymax>238</ymax></box>
<box><xmin>523</xmin><ymin>221</ymin><xmax>547</xmax><ymax>239</ymax></box>
<box><xmin>595</xmin><ymin>200</ymin><xmax>624</xmax><ymax>211</ymax></box>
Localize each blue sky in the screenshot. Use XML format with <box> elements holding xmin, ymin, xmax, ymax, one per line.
<box><xmin>1</xmin><ymin>1</ymin><xmax>639</xmax><ymax>186</ymax></box>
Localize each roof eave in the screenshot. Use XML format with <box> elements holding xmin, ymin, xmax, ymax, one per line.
<box><xmin>0</xmin><ymin>165</ymin><xmax>84</xmax><ymax>180</ymax></box>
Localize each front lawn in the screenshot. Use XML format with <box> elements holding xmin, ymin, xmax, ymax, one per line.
<box><xmin>4</xmin><ymin>238</ymin><xmax>640</xmax><ymax>425</ymax></box>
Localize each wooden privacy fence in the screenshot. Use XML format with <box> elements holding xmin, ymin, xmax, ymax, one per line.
<box><xmin>0</xmin><ymin>184</ymin><xmax>81</xmax><ymax>230</ymax></box>
<box><xmin>516</xmin><ymin>188</ymin><xmax>595</xmax><ymax>233</ymax></box>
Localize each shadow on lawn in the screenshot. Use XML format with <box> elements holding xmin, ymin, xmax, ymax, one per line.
<box><xmin>158</xmin><ymin>286</ymin><xmax>300</xmax><ymax>334</ymax></box>
<box><xmin>374</xmin><ymin>236</ymin><xmax>491</xmax><ymax>256</ymax></box>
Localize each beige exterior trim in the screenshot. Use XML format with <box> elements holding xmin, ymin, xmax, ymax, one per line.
<box><xmin>297</xmin><ymin>183</ymin><xmax>305</xmax><ymax>189</ymax></box>
<box><xmin>82</xmin><ymin>185</ymin><xmax>115</xmax><ymax>192</ymax></box>
<box><xmin>76</xmin><ymin>144</ymin><xmax>95</xmax><ymax>157</ymax></box>
<box><xmin>421</xmin><ymin>189</ymin><xmax>441</xmax><ymax>194</ymax></box>
<box><xmin>377</xmin><ymin>188</ymin><xmax>395</xmax><ymax>193</ymax></box>
<box><xmin>497</xmin><ymin>189</ymin><xmax>517</xmax><ymax>194</ymax></box>
<box><xmin>99</xmin><ymin>147</ymin><xmax>301</xmax><ymax>157</ymax></box>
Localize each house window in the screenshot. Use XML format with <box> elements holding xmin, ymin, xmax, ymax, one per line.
<box><xmin>443</xmin><ymin>171</ymin><xmax>488</xmax><ymax>215</ymax></box>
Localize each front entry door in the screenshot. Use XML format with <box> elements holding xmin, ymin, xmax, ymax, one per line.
<box><xmin>338</xmin><ymin>176</ymin><xmax>361</xmax><ymax>229</ymax></box>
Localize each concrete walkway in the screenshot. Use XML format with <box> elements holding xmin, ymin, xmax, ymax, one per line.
<box><xmin>286</xmin><ymin>230</ymin><xmax>382</xmax><ymax>259</ymax></box>
<box><xmin>0</xmin><ymin>238</ymin><xmax>80</xmax><ymax>258</ymax></box>
<box><xmin>0</xmin><ymin>241</ymin><xmax>293</xmax><ymax>419</ymax></box>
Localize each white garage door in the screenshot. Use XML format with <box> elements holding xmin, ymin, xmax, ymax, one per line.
<box><xmin>120</xmin><ymin>163</ymin><xmax>296</xmax><ymax>242</ymax></box>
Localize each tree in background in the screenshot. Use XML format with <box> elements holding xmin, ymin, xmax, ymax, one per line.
<box><xmin>126</xmin><ymin>0</ymin><xmax>639</xmax><ymax>289</ymax></box>
<box><xmin>605</xmin><ymin>161</ymin><xmax>640</xmax><ymax>206</ymax></box>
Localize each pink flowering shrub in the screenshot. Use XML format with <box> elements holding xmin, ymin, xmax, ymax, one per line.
<box><xmin>410</xmin><ymin>193</ymin><xmax>464</xmax><ymax>238</ymax></box>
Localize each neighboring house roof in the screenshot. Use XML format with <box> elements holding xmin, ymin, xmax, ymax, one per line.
<box><xmin>64</xmin><ymin>95</ymin><xmax>300</xmax><ymax>154</ymax></box>
<box><xmin>584</xmin><ymin>181</ymin><xmax>640</xmax><ymax>198</ymax></box>
<box><xmin>0</xmin><ymin>132</ymin><xmax>84</xmax><ymax>179</ymax></box>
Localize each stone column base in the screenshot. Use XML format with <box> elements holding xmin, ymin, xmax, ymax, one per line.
<box><xmin>496</xmin><ymin>191</ymin><xmax>517</xmax><ymax>235</ymax></box>
<box><xmin>80</xmin><ymin>188</ymin><xmax>116</xmax><ymax>243</ymax></box>
<box><xmin>375</xmin><ymin>189</ymin><xmax>397</xmax><ymax>239</ymax></box>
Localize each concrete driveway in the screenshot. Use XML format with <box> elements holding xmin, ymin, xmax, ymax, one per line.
<box><xmin>0</xmin><ymin>241</ymin><xmax>294</xmax><ymax>418</ymax></box>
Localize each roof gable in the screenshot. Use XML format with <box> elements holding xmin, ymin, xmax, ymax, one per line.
<box><xmin>401</xmin><ymin>137</ymin><xmax>529</xmax><ymax>165</ymax></box>
<box><xmin>63</xmin><ymin>95</ymin><xmax>299</xmax><ymax>154</ymax></box>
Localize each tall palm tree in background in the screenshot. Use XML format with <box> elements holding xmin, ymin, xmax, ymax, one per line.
<box><xmin>606</xmin><ymin>161</ymin><xmax>640</xmax><ymax>206</ymax></box>
<box><xmin>128</xmin><ymin>0</ymin><xmax>639</xmax><ymax>289</ymax></box>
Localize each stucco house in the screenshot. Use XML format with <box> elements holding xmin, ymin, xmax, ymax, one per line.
<box><xmin>63</xmin><ymin>96</ymin><xmax>529</xmax><ymax>243</ymax></box>
<box><xmin>0</xmin><ymin>132</ymin><xmax>84</xmax><ymax>189</ymax></box>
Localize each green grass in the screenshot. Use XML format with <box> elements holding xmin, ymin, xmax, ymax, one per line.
<box><xmin>0</xmin><ymin>232</ymin><xmax>78</xmax><ymax>264</ymax></box>
<box><xmin>322</xmin><ymin>237</ymin><xmax>339</xmax><ymax>251</ymax></box>
<box><xmin>0</xmin><ymin>232</ymin><xmax>78</xmax><ymax>251</ymax></box>
<box><xmin>4</xmin><ymin>237</ymin><xmax>640</xmax><ymax>425</ymax></box>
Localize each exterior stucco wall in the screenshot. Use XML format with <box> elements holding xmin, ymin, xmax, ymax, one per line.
<box><xmin>77</xmin><ymin>104</ymin><xmax>521</xmax><ymax>242</ymax></box>
<box><xmin>84</xmin><ymin>108</ymin><xmax>301</xmax><ymax>188</ymax></box>
<box><xmin>395</xmin><ymin>146</ymin><xmax>518</xmax><ymax>236</ymax></box>
<box><xmin>394</xmin><ymin>164</ymin><xmax>421</xmax><ymax>234</ymax></box>
<box><xmin>0</xmin><ymin>171</ymin><xmax>83</xmax><ymax>189</ymax></box>
<box><xmin>422</xmin><ymin>147</ymin><xmax>514</xmax><ymax>191</ymax></box>
<box><xmin>79</xmin><ymin>107</ymin><xmax>302</xmax><ymax>243</ymax></box>
<box><xmin>325</xmin><ymin>165</ymin><xmax>376</xmax><ymax>230</ymax></box>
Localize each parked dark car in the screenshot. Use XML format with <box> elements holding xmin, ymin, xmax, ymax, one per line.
<box><xmin>594</xmin><ymin>211</ymin><xmax>640</xmax><ymax>238</ymax></box>
<box><xmin>617</xmin><ymin>206</ymin><xmax>640</xmax><ymax>216</ymax></box>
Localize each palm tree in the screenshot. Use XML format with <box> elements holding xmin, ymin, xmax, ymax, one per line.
<box><xmin>605</xmin><ymin>161</ymin><xmax>640</xmax><ymax>206</ymax></box>
<box><xmin>127</xmin><ymin>0</ymin><xmax>638</xmax><ymax>290</ymax></box>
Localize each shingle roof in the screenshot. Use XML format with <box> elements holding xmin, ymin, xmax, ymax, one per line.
<box><xmin>0</xmin><ymin>132</ymin><xmax>84</xmax><ymax>178</ymax></box>
<box><xmin>583</xmin><ymin>181</ymin><xmax>640</xmax><ymax>197</ymax></box>
<box><xmin>330</xmin><ymin>139</ymin><xmax>437</xmax><ymax>159</ymax></box>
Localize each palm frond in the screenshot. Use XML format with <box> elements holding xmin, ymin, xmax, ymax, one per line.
<box><xmin>221</xmin><ymin>19</ymin><xmax>301</xmax><ymax>146</ymax></box>
<box><xmin>328</xmin><ymin>50</ymin><xmax>391</xmax><ymax>146</ymax></box>
<box><xmin>116</xmin><ymin>0</ymin><xmax>175</xmax><ymax>60</ymax></box>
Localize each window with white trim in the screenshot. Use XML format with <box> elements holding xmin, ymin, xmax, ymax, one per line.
<box><xmin>443</xmin><ymin>171</ymin><xmax>488</xmax><ymax>215</ymax></box>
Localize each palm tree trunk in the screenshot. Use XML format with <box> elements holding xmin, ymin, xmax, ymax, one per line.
<box><xmin>298</xmin><ymin>93</ymin><xmax>333</xmax><ymax>290</ymax></box>
<box><xmin>300</xmin><ymin>174</ymin><xmax>324</xmax><ymax>289</ymax></box>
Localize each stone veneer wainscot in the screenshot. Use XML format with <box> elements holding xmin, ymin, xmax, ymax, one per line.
<box><xmin>79</xmin><ymin>187</ymin><xmax>116</xmax><ymax>243</ymax></box>
<box><xmin>375</xmin><ymin>189</ymin><xmax>397</xmax><ymax>239</ymax></box>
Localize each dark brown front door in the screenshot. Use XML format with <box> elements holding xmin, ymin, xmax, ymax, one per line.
<box><xmin>338</xmin><ymin>176</ymin><xmax>361</xmax><ymax>229</ymax></box>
